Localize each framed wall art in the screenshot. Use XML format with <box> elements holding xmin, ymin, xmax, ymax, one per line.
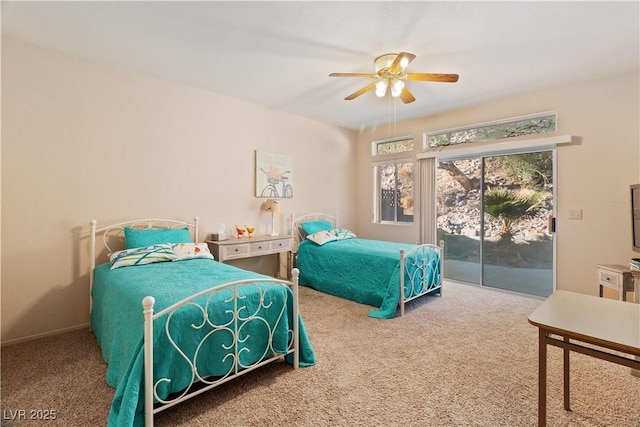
<box><xmin>255</xmin><ymin>151</ymin><xmax>294</xmax><ymax>198</ymax></box>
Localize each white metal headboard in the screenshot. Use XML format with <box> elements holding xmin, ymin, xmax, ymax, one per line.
<box><xmin>89</xmin><ymin>217</ymin><xmax>199</xmax><ymax>310</ymax></box>
<box><xmin>290</xmin><ymin>212</ymin><xmax>338</xmax><ymax>252</ymax></box>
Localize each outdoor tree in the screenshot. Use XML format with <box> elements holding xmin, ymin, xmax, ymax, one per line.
<box><xmin>484</xmin><ymin>188</ymin><xmax>550</xmax><ymax>243</ymax></box>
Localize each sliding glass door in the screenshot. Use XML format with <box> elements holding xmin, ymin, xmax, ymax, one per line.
<box><xmin>436</xmin><ymin>151</ymin><xmax>554</xmax><ymax>297</ymax></box>
<box><xmin>436</xmin><ymin>158</ymin><xmax>482</xmax><ymax>284</ymax></box>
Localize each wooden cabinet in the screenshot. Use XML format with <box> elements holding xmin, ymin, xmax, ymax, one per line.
<box><xmin>206</xmin><ymin>235</ymin><xmax>293</xmax><ymax>277</ymax></box>
<box><xmin>595</xmin><ymin>264</ymin><xmax>636</xmax><ymax>302</ymax></box>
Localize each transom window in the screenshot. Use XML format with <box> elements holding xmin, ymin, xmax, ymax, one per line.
<box><xmin>373</xmin><ymin>136</ymin><xmax>414</xmax><ymax>156</ymax></box>
<box><xmin>425</xmin><ymin>112</ymin><xmax>557</xmax><ymax>149</ymax></box>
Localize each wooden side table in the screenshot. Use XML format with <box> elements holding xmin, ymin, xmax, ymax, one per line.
<box><xmin>595</xmin><ymin>264</ymin><xmax>636</xmax><ymax>302</ymax></box>
<box><xmin>206</xmin><ymin>235</ymin><xmax>293</xmax><ymax>278</ymax></box>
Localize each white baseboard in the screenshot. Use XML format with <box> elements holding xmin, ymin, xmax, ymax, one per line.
<box><xmin>1</xmin><ymin>323</ymin><xmax>90</xmax><ymax>347</ymax></box>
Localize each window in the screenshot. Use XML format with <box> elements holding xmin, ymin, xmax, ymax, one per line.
<box><xmin>375</xmin><ymin>161</ymin><xmax>414</xmax><ymax>223</ymax></box>
<box><xmin>374</xmin><ymin>138</ymin><xmax>414</xmax><ymax>155</ymax></box>
<box><xmin>425</xmin><ymin>112</ymin><xmax>557</xmax><ymax>149</ymax></box>
<box><xmin>372</xmin><ymin>135</ymin><xmax>414</xmax><ymax>224</ymax></box>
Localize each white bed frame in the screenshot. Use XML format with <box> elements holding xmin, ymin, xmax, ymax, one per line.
<box><xmin>90</xmin><ymin>217</ymin><xmax>299</xmax><ymax>427</ymax></box>
<box><xmin>290</xmin><ymin>212</ymin><xmax>443</xmax><ymax>316</ymax></box>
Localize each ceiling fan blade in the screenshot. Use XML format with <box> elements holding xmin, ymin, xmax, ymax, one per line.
<box><xmin>345</xmin><ymin>82</ymin><xmax>377</xmax><ymax>100</ymax></box>
<box><xmin>399</xmin><ymin>87</ymin><xmax>416</xmax><ymax>104</ymax></box>
<box><xmin>329</xmin><ymin>72</ymin><xmax>377</xmax><ymax>78</ymax></box>
<box><xmin>389</xmin><ymin>52</ymin><xmax>416</xmax><ymax>73</ymax></box>
<box><xmin>406</xmin><ymin>73</ymin><xmax>459</xmax><ymax>82</ymax></box>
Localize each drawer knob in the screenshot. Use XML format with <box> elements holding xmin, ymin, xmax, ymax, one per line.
<box><xmin>235</xmin><ymin>248</ymin><xmax>239</xmax><ymax>252</ymax></box>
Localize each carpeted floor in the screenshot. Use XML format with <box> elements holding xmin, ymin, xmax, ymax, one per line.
<box><xmin>1</xmin><ymin>281</ymin><xmax>638</xmax><ymax>426</ymax></box>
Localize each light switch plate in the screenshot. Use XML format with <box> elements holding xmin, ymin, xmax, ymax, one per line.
<box><xmin>568</xmin><ymin>209</ymin><xmax>582</xmax><ymax>220</ymax></box>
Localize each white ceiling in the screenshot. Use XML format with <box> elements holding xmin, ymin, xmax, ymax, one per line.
<box><xmin>2</xmin><ymin>1</ymin><xmax>639</xmax><ymax>131</ymax></box>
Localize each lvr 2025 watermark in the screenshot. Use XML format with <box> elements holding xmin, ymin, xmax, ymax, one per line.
<box><xmin>3</xmin><ymin>409</ymin><xmax>57</xmax><ymax>421</ymax></box>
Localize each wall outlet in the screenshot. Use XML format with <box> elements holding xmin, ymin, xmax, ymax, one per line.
<box><xmin>568</xmin><ymin>209</ymin><xmax>583</xmax><ymax>220</ymax></box>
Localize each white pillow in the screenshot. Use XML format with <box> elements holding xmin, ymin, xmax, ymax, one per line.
<box><xmin>332</xmin><ymin>228</ymin><xmax>356</xmax><ymax>240</ymax></box>
<box><xmin>306</xmin><ymin>230</ymin><xmax>338</xmax><ymax>246</ymax></box>
<box><xmin>110</xmin><ymin>244</ymin><xmax>176</xmax><ymax>270</ymax></box>
<box><xmin>172</xmin><ymin>243</ymin><xmax>214</xmax><ymax>261</ymax></box>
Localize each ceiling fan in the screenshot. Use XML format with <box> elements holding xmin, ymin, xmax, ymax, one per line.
<box><xmin>329</xmin><ymin>52</ymin><xmax>459</xmax><ymax>104</ymax></box>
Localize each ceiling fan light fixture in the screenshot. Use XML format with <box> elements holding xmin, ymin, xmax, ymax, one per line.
<box><xmin>375</xmin><ymin>79</ymin><xmax>389</xmax><ymax>97</ymax></box>
<box><xmin>330</xmin><ymin>51</ymin><xmax>459</xmax><ymax>104</ymax></box>
<box><xmin>390</xmin><ymin>79</ymin><xmax>405</xmax><ymax>97</ymax></box>
<box><xmin>374</xmin><ymin>54</ymin><xmax>396</xmax><ymax>73</ymax></box>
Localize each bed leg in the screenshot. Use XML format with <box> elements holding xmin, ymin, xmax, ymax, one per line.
<box><xmin>399</xmin><ymin>248</ymin><xmax>405</xmax><ymax>316</ymax></box>
<box><xmin>143</xmin><ymin>296</ymin><xmax>155</xmax><ymax>427</ymax></box>
<box><xmin>89</xmin><ymin>219</ymin><xmax>100</xmax><ymax>318</ymax></box>
<box><xmin>291</xmin><ymin>268</ymin><xmax>300</xmax><ymax>369</ymax></box>
<box><xmin>439</xmin><ymin>240</ymin><xmax>445</xmax><ymax>297</ymax></box>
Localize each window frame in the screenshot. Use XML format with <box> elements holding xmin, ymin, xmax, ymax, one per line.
<box><xmin>372</xmin><ymin>135</ymin><xmax>415</xmax><ymax>156</ymax></box>
<box><xmin>372</xmin><ymin>156</ymin><xmax>415</xmax><ymax>225</ymax></box>
<box><xmin>371</xmin><ymin>134</ymin><xmax>416</xmax><ymax>225</ymax></box>
<box><xmin>423</xmin><ymin>111</ymin><xmax>557</xmax><ymax>150</ymax></box>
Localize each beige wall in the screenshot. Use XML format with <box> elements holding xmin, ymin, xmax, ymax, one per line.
<box><xmin>2</xmin><ymin>36</ymin><xmax>638</xmax><ymax>344</ymax></box>
<box><xmin>355</xmin><ymin>71</ymin><xmax>640</xmax><ymax>297</ymax></box>
<box><xmin>1</xmin><ymin>38</ymin><xmax>357</xmax><ymax>344</ymax></box>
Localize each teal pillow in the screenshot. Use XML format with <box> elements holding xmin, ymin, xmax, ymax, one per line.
<box><xmin>300</xmin><ymin>220</ymin><xmax>333</xmax><ymax>236</ymax></box>
<box><xmin>125</xmin><ymin>227</ymin><xmax>192</xmax><ymax>249</ymax></box>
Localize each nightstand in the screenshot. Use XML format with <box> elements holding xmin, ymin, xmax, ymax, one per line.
<box><xmin>595</xmin><ymin>264</ymin><xmax>636</xmax><ymax>302</ymax></box>
<box><xmin>206</xmin><ymin>235</ymin><xmax>293</xmax><ymax>278</ymax></box>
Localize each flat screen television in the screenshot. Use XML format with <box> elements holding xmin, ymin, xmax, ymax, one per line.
<box><xmin>632</xmin><ymin>184</ymin><xmax>640</xmax><ymax>253</ymax></box>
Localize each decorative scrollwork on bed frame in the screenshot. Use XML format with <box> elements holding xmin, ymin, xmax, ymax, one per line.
<box><xmin>399</xmin><ymin>242</ymin><xmax>444</xmax><ymax>316</ymax></box>
<box><xmin>89</xmin><ymin>218</ymin><xmax>199</xmax><ymax>302</ymax></box>
<box><xmin>290</xmin><ymin>212</ymin><xmax>444</xmax><ymax>317</ymax></box>
<box><xmin>89</xmin><ymin>217</ymin><xmax>300</xmax><ymax>427</ymax></box>
<box><xmin>142</xmin><ymin>271</ymin><xmax>300</xmax><ymax>423</ymax></box>
<box><xmin>290</xmin><ymin>212</ymin><xmax>338</xmax><ymax>253</ymax></box>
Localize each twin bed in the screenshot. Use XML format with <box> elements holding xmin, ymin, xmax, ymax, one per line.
<box><xmin>90</xmin><ymin>214</ymin><xmax>442</xmax><ymax>426</ymax></box>
<box><xmin>290</xmin><ymin>213</ymin><xmax>443</xmax><ymax>319</ymax></box>
<box><xmin>89</xmin><ymin>217</ymin><xmax>315</xmax><ymax>427</ymax></box>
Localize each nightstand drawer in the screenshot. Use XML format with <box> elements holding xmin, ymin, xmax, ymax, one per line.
<box><xmin>596</xmin><ymin>263</ymin><xmax>638</xmax><ymax>302</ymax></box>
<box><xmin>223</xmin><ymin>244</ymin><xmax>249</xmax><ymax>259</ymax></box>
<box><xmin>598</xmin><ymin>270</ymin><xmax>621</xmax><ymax>290</ymax></box>
<box><xmin>249</xmin><ymin>241</ymin><xmax>271</xmax><ymax>255</ymax></box>
<box><xmin>270</xmin><ymin>239</ymin><xmax>291</xmax><ymax>252</ymax></box>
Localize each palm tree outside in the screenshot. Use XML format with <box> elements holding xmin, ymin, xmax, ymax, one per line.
<box><xmin>484</xmin><ymin>188</ymin><xmax>550</xmax><ymax>244</ymax></box>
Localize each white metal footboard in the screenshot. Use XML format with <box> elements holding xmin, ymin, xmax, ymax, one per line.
<box><xmin>142</xmin><ymin>269</ymin><xmax>300</xmax><ymax>427</ymax></box>
<box><xmin>399</xmin><ymin>241</ymin><xmax>444</xmax><ymax>316</ymax></box>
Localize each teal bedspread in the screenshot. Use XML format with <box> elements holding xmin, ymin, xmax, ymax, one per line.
<box><xmin>296</xmin><ymin>238</ymin><xmax>440</xmax><ymax>319</ymax></box>
<box><xmin>91</xmin><ymin>259</ymin><xmax>316</xmax><ymax>427</ymax></box>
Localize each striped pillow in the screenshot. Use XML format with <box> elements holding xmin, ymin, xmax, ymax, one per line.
<box><xmin>109</xmin><ymin>244</ymin><xmax>176</xmax><ymax>270</ymax></box>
